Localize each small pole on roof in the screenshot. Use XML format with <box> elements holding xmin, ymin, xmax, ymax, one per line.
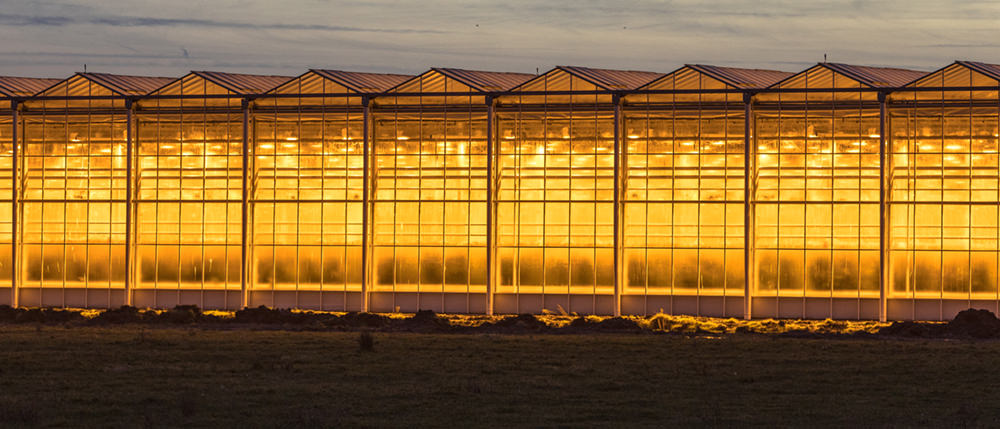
<box><xmin>823</xmin><ymin>54</ymin><xmax>827</xmax><ymax>63</ymax></box>
<box><xmin>84</xmin><ymin>64</ymin><xmax>87</xmax><ymax>73</ymax></box>
<box><xmin>536</xmin><ymin>67</ymin><xmax>539</xmax><ymax>75</ymax></box>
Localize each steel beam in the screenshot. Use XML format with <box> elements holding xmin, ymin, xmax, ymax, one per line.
<box><xmin>486</xmin><ymin>96</ymin><xmax>496</xmax><ymax>315</ymax></box>
<box><xmin>124</xmin><ymin>99</ymin><xmax>134</xmax><ymax>306</ymax></box>
<box><xmin>743</xmin><ymin>92</ymin><xmax>754</xmax><ymax>320</ymax></box>
<box><xmin>361</xmin><ymin>96</ymin><xmax>371</xmax><ymax>313</ymax></box>
<box><xmin>241</xmin><ymin>98</ymin><xmax>251</xmax><ymax>309</ymax></box>
<box><xmin>878</xmin><ymin>92</ymin><xmax>888</xmax><ymax>322</ymax></box>
<box><xmin>10</xmin><ymin>100</ymin><xmax>18</xmax><ymax>308</ymax></box>
<box><xmin>613</xmin><ymin>94</ymin><xmax>623</xmax><ymax>317</ymax></box>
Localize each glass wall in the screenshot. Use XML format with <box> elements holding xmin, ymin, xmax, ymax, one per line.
<box><xmin>134</xmin><ymin>75</ymin><xmax>242</xmax><ymax>294</ymax></box>
<box><xmin>622</xmin><ymin>67</ymin><xmax>746</xmax><ymax>298</ymax></box>
<box><xmin>371</xmin><ymin>71</ymin><xmax>489</xmax><ymax>299</ymax></box>
<box><xmin>0</xmin><ymin>106</ymin><xmax>13</xmax><ymax>291</ymax></box>
<box><xmin>753</xmin><ymin>66</ymin><xmax>881</xmax><ymax>301</ymax></box>
<box><xmin>495</xmin><ymin>71</ymin><xmax>615</xmax><ymax>302</ymax></box>
<box><xmin>252</xmin><ymin>73</ymin><xmax>364</xmax><ymax>299</ymax></box>
<box><xmin>889</xmin><ymin>64</ymin><xmax>1000</xmax><ymax>300</ymax></box>
<box><xmin>20</xmin><ymin>77</ymin><xmax>127</xmax><ymax>293</ymax></box>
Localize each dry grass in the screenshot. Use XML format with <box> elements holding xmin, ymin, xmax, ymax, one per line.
<box><xmin>0</xmin><ymin>325</ymin><xmax>997</xmax><ymax>427</ymax></box>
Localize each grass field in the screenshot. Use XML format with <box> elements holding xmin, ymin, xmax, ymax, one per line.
<box><xmin>0</xmin><ymin>326</ymin><xmax>997</xmax><ymax>427</ymax></box>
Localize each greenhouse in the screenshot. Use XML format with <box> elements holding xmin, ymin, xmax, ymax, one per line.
<box><xmin>0</xmin><ymin>60</ymin><xmax>998</xmax><ymax>320</ymax></box>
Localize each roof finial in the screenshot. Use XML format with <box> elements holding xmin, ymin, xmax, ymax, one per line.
<box><xmin>84</xmin><ymin>64</ymin><xmax>87</xmax><ymax>73</ymax></box>
<box><xmin>823</xmin><ymin>53</ymin><xmax>827</xmax><ymax>63</ymax></box>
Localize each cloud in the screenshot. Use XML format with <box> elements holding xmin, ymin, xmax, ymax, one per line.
<box><xmin>0</xmin><ymin>13</ymin><xmax>444</xmax><ymax>34</ymax></box>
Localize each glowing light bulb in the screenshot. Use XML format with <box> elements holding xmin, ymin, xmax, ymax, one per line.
<box><xmin>945</xmin><ymin>144</ymin><xmax>964</xmax><ymax>151</ymax></box>
<box><xmin>285</xmin><ymin>136</ymin><xmax>298</xmax><ymax>141</ymax></box>
<box><xmin>397</xmin><ymin>136</ymin><xmax>409</xmax><ymax>141</ymax></box>
<box><xmin>260</xmin><ymin>143</ymin><xmax>274</xmax><ymax>149</ymax></box>
<box><xmin>627</xmin><ymin>135</ymin><xmax>639</xmax><ymax>139</ymax></box>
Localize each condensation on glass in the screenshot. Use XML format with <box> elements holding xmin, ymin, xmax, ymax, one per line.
<box><xmin>370</xmin><ymin>69</ymin><xmax>502</xmax><ymax>312</ymax></box>
<box><xmin>753</xmin><ymin>66</ymin><xmax>882</xmax><ymax>318</ymax></box>
<box><xmin>889</xmin><ymin>64</ymin><xmax>1000</xmax><ymax>309</ymax></box>
<box><xmin>135</xmin><ymin>74</ymin><xmax>244</xmax><ymax>307</ymax></box>
<box><xmin>494</xmin><ymin>68</ymin><xmax>622</xmax><ymax>314</ymax></box>
<box><xmin>248</xmin><ymin>70</ymin><xmax>409</xmax><ymax>310</ymax></box>
<box><xmin>622</xmin><ymin>67</ymin><xmax>747</xmax><ymax>304</ymax></box>
<box><xmin>19</xmin><ymin>76</ymin><xmax>131</xmax><ymax>306</ymax></box>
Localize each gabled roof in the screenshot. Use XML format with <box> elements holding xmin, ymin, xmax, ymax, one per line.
<box><xmin>401</xmin><ymin>68</ymin><xmax>534</xmax><ymax>92</ymax></box>
<box><xmin>82</xmin><ymin>73</ymin><xmax>176</xmax><ymax>96</ymax></box>
<box><xmin>35</xmin><ymin>73</ymin><xmax>176</xmax><ymax>97</ymax></box>
<box><xmin>957</xmin><ymin>61</ymin><xmax>1000</xmax><ymax>82</ymax></box>
<box><xmin>821</xmin><ymin>63</ymin><xmax>927</xmax><ymax>88</ymax></box>
<box><xmin>684</xmin><ymin>64</ymin><xmax>792</xmax><ymax>89</ymax></box>
<box><xmin>770</xmin><ymin>63</ymin><xmax>928</xmax><ymax>89</ymax></box>
<box><xmin>310</xmin><ymin>69</ymin><xmax>412</xmax><ymax>93</ymax></box>
<box><xmin>552</xmin><ymin>66</ymin><xmax>664</xmax><ymax>90</ymax></box>
<box><xmin>0</xmin><ymin>76</ymin><xmax>62</xmax><ymax>97</ymax></box>
<box><xmin>190</xmin><ymin>71</ymin><xmax>293</xmax><ymax>95</ymax></box>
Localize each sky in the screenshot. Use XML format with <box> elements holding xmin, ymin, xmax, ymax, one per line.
<box><xmin>0</xmin><ymin>0</ymin><xmax>998</xmax><ymax>79</ymax></box>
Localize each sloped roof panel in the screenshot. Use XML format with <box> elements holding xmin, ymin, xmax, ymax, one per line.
<box><xmin>686</xmin><ymin>64</ymin><xmax>792</xmax><ymax>89</ymax></box>
<box><xmin>959</xmin><ymin>61</ymin><xmax>1000</xmax><ymax>82</ymax></box>
<box><xmin>821</xmin><ymin>63</ymin><xmax>927</xmax><ymax>88</ymax></box>
<box><xmin>311</xmin><ymin>69</ymin><xmax>412</xmax><ymax>93</ymax></box>
<box><xmin>193</xmin><ymin>71</ymin><xmax>293</xmax><ymax>95</ymax></box>
<box><xmin>433</xmin><ymin>68</ymin><xmax>534</xmax><ymax>92</ymax></box>
<box><xmin>557</xmin><ymin>66</ymin><xmax>663</xmax><ymax>90</ymax></box>
<box><xmin>82</xmin><ymin>73</ymin><xmax>175</xmax><ymax>96</ymax></box>
<box><xmin>0</xmin><ymin>76</ymin><xmax>62</xmax><ymax>97</ymax></box>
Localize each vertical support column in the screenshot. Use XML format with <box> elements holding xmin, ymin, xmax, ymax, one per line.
<box><xmin>878</xmin><ymin>92</ymin><xmax>888</xmax><ymax>322</ymax></box>
<box><xmin>10</xmin><ymin>100</ymin><xmax>18</xmax><ymax>308</ymax></box>
<box><xmin>124</xmin><ymin>99</ymin><xmax>134</xmax><ymax>306</ymax></box>
<box><xmin>361</xmin><ymin>96</ymin><xmax>371</xmax><ymax>313</ymax></box>
<box><xmin>240</xmin><ymin>98</ymin><xmax>251</xmax><ymax>309</ymax></box>
<box><xmin>485</xmin><ymin>96</ymin><xmax>496</xmax><ymax>315</ymax></box>
<box><xmin>743</xmin><ymin>92</ymin><xmax>754</xmax><ymax>320</ymax></box>
<box><xmin>612</xmin><ymin>94</ymin><xmax>623</xmax><ymax>317</ymax></box>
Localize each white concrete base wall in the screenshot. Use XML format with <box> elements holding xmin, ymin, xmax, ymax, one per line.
<box><xmin>133</xmin><ymin>289</ymin><xmax>241</xmax><ymax>310</ymax></box>
<box><xmin>751</xmin><ymin>297</ymin><xmax>880</xmax><ymax>320</ymax></box>
<box><xmin>249</xmin><ymin>291</ymin><xmax>364</xmax><ymax>312</ymax></box>
<box><xmin>620</xmin><ymin>295</ymin><xmax>745</xmax><ymax>318</ymax></box>
<box><xmin>4</xmin><ymin>287</ymin><xmax>1000</xmax><ymax>321</ymax></box>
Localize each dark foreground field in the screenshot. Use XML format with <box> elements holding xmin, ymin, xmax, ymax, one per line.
<box><xmin>0</xmin><ymin>327</ymin><xmax>998</xmax><ymax>427</ymax></box>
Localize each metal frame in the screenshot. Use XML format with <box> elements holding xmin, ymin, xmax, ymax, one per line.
<box><xmin>3</xmin><ymin>78</ymin><xmax>999</xmax><ymax>321</ymax></box>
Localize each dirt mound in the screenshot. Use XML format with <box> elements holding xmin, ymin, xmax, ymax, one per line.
<box><xmin>488</xmin><ymin>314</ymin><xmax>548</xmax><ymax>331</ymax></box>
<box><xmin>948</xmin><ymin>309</ymin><xmax>1000</xmax><ymax>338</ymax></box>
<box><xmin>89</xmin><ymin>306</ymin><xmax>145</xmax><ymax>324</ymax></box>
<box><xmin>395</xmin><ymin>309</ymin><xmax>452</xmax><ymax>332</ymax></box>
<box><xmin>234</xmin><ymin>306</ymin><xmax>311</xmax><ymax>325</ymax></box>
<box><xmin>567</xmin><ymin>316</ymin><xmax>642</xmax><ymax>332</ymax></box>
<box><xmin>878</xmin><ymin>308</ymin><xmax>1000</xmax><ymax>339</ymax></box>
<box><xmin>337</xmin><ymin>312</ymin><xmax>390</xmax><ymax>328</ymax></box>
<box><xmin>0</xmin><ymin>305</ymin><xmax>117</xmax><ymax>324</ymax></box>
